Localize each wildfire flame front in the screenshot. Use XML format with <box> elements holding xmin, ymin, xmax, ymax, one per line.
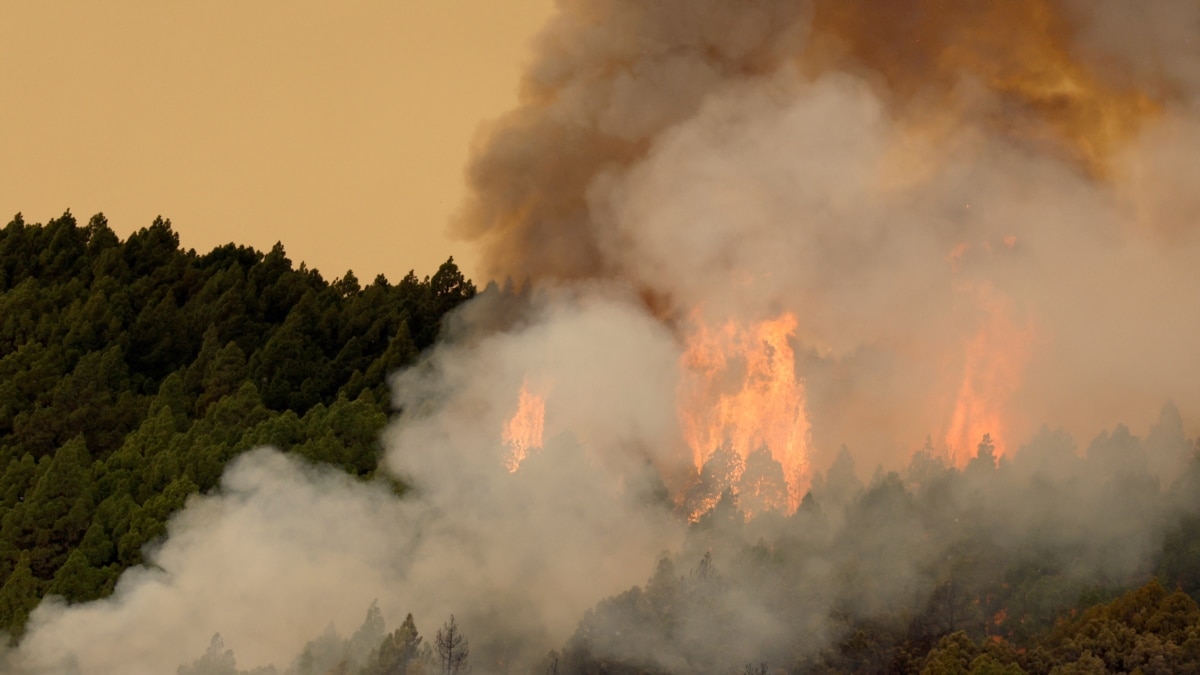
<box><xmin>503</xmin><ymin>379</ymin><xmax>546</xmax><ymax>473</ymax></box>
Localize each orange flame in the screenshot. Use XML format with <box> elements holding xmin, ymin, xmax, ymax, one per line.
<box><xmin>942</xmin><ymin>286</ymin><xmax>1033</xmax><ymax>467</ymax></box>
<box><xmin>503</xmin><ymin>379</ymin><xmax>546</xmax><ymax>473</ymax></box>
<box><xmin>678</xmin><ymin>311</ymin><xmax>812</xmax><ymax>515</ymax></box>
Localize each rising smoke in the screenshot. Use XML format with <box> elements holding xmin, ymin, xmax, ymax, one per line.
<box><xmin>7</xmin><ymin>1</ymin><xmax>1200</xmax><ymax>672</ymax></box>
<box><xmin>457</xmin><ymin>0</ymin><xmax>1200</xmax><ymax>468</ymax></box>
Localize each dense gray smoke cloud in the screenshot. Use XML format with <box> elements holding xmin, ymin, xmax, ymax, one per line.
<box><xmin>457</xmin><ymin>0</ymin><xmax>1200</xmax><ymax>465</ymax></box>
<box><xmin>456</xmin><ymin>0</ymin><xmax>815</xmax><ymax>282</ymax></box>
<box><xmin>6</xmin><ymin>291</ymin><xmax>686</xmax><ymax>673</ymax></box>
<box><xmin>10</xmin><ymin>450</ymin><xmax>410</xmax><ymax>673</ymax></box>
<box><xmin>8</xmin><ymin>1</ymin><xmax>1200</xmax><ymax>672</ymax></box>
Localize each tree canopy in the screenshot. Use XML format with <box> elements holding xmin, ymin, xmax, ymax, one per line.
<box><xmin>0</xmin><ymin>211</ymin><xmax>476</xmax><ymax>635</ymax></box>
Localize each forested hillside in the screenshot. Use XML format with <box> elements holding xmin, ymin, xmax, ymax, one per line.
<box><xmin>6</xmin><ymin>211</ymin><xmax>1200</xmax><ymax>675</ymax></box>
<box><xmin>163</xmin><ymin>430</ymin><xmax>1200</xmax><ymax>675</ymax></box>
<box><xmin>549</xmin><ymin>431</ymin><xmax>1200</xmax><ymax>674</ymax></box>
<box><xmin>0</xmin><ymin>211</ymin><xmax>476</xmax><ymax>636</ymax></box>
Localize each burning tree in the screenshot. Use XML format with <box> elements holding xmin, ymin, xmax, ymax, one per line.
<box><xmin>502</xmin><ymin>378</ymin><xmax>546</xmax><ymax>472</ymax></box>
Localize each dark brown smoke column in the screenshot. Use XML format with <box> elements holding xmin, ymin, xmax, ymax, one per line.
<box><xmin>803</xmin><ymin>0</ymin><xmax>1159</xmax><ymax>173</ymax></box>
<box><xmin>455</xmin><ymin>0</ymin><xmax>1168</xmax><ymax>289</ymax></box>
<box><xmin>454</xmin><ymin>0</ymin><xmax>815</xmax><ymax>284</ymax></box>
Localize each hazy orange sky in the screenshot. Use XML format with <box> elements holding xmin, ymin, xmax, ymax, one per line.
<box><xmin>1</xmin><ymin>1</ymin><xmax>554</xmax><ymax>284</ymax></box>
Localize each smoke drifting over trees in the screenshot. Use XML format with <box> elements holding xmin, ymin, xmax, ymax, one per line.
<box><xmin>5</xmin><ymin>1</ymin><xmax>1200</xmax><ymax>673</ymax></box>
<box><xmin>457</xmin><ymin>0</ymin><xmax>1200</xmax><ymax>467</ymax></box>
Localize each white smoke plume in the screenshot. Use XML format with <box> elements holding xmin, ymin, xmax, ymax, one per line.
<box><xmin>8</xmin><ymin>1</ymin><xmax>1200</xmax><ymax>672</ymax></box>
<box><xmin>456</xmin><ymin>0</ymin><xmax>1200</xmax><ymax>466</ymax></box>
<box><xmin>9</xmin><ymin>450</ymin><xmax>409</xmax><ymax>673</ymax></box>
<box><xmin>6</xmin><ymin>290</ymin><xmax>686</xmax><ymax>673</ymax></box>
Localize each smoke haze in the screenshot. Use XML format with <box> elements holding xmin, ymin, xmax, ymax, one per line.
<box><xmin>8</xmin><ymin>1</ymin><xmax>1200</xmax><ymax>672</ymax></box>
<box><xmin>457</xmin><ymin>0</ymin><xmax>1200</xmax><ymax>466</ymax></box>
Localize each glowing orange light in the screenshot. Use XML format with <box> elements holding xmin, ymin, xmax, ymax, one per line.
<box><xmin>942</xmin><ymin>286</ymin><xmax>1032</xmax><ymax>466</ymax></box>
<box><xmin>678</xmin><ymin>310</ymin><xmax>812</xmax><ymax>516</ymax></box>
<box><xmin>503</xmin><ymin>379</ymin><xmax>546</xmax><ymax>473</ymax></box>
<box><xmin>806</xmin><ymin>0</ymin><xmax>1161</xmax><ymax>176</ymax></box>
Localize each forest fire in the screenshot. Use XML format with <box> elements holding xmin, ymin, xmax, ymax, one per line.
<box><xmin>502</xmin><ymin>378</ymin><xmax>546</xmax><ymax>473</ymax></box>
<box><xmin>498</xmin><ymin>310</ymin><xmax>812</xmax><ymax>519</ymax></box>
<box><xmin>461</xmin><ymin>0</ymin><xmax>1190</xmax><ymax>498</ymax></box>
<box><xmin>677</xmin><ymin>311</ymin><xmax>812</xmax><ymax>516</ymax></box>
<box><xmin>10</xmin><ymin>1</ymin><xmax>1200</xmax><ymax>674</ymax></box>
<box><xmin>942</xmin><ymin>286</ymin><xmax>1034</xmax><ymax>467</ymax></box>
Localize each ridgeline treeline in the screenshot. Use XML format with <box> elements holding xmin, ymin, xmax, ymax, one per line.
<box><xmin>0</xmin><ymin>211</ymin><xmax>476</xmax><ymax>636</ymax></box>
<box><xmin>6</xmin><ymin>211</ymin><xmax>1200</xmax><ymax>674</ymax></box>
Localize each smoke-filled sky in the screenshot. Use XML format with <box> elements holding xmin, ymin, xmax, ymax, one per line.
<box><xmin>456</xmin><ymin>0</ymin><xmax>1200</xmax><ymax>465</ymax></box>
<box><xmin>7</xmin><ymin>1</ymin><xmax>1200</xmax><ymax>673</ymax></box>
<box><xmin>0</xmin><ymin>1</ymin><xmax>552</xmax><ymax>282</ymax></box>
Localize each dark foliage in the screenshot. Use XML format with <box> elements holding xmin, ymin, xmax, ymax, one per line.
<box><xmin>8</xmin><ymin>211</ymin><xmax>1200</xmax><ymax>675</ymax></box>
<box><xmin>0</xmin><ymin>211</ymin><xmax>476</xmax><ymax>635</ymax></box>
<box><xmin>552</xmin><ymin>424</ymin><xmax>1200</xmax><ymax>675</ymax></box>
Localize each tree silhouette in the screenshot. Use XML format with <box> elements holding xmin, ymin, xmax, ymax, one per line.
<box><xmin>435</xmin><ymin>614</ymin><xmax>470</xmax><ymax>675</ymax></box>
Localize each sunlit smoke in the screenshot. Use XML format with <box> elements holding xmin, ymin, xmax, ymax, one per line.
<box><xmin>9</xmin><ymin>1</ymin><xmax>1200</xmax><ymax>672</ymax></box>
<box><xmin>455</xmin><ymin>0</ymin><xmax>1200</xmax><ymax>469</ymax></box>
<box><xmin>803</xmin><ymin>0</ymin><xmax>1161</xmax><ymax>175</ymax></box>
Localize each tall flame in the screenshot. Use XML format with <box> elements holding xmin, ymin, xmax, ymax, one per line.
<box><xmin>503</xmin><ymin>378</ymin><xmax>546</xmax><ymax>473</ymax></box>
<box><xmin>678</xmin><ymin>311</ymin><xmax>812</xmax><ymax>515</ymax></box>
<box><xmin>942</xmin><ymin>285</ymin><xmax>1033</xmax><ymax>466</ymax></box>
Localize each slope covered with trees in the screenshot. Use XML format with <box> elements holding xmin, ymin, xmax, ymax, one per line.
<box><xmin>0</xmin><ymin>211</ymin><xmax>476</xmax><ymax>636</ymax></box>
<box><xmin>165</xmin><ymin>428</ymin><xmax>1200</xmax><ymax>675</ymax></box>
<box><xmin>6</xmin><ymin>211</ymin><xmax>1200</xmax><ymax>674</ymax></box>
<box><xmin>545</xmin><ymin>429</ymin><xmax>1200</xmax><ymax>675</ymax></box>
